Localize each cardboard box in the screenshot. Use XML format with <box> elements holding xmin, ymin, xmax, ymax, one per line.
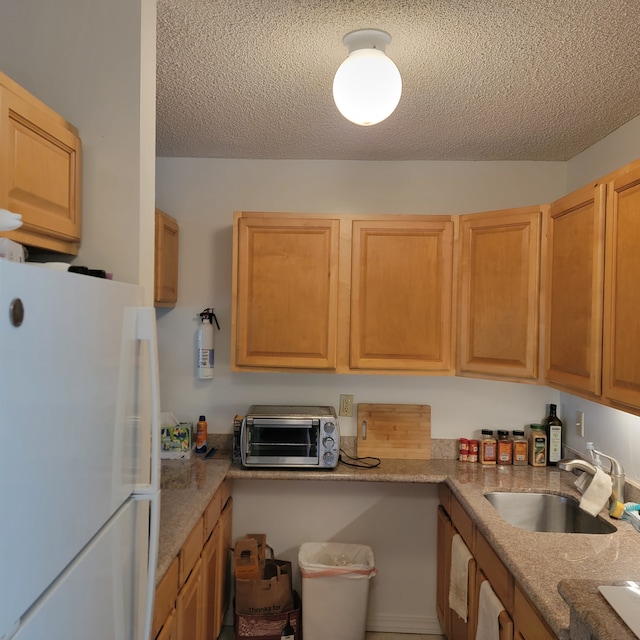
<box><xmin>234</xmin><ymin>537</ymin><xmax>260</xmax><ymax>580</ymax></box>
<box><xmin>245</xmin><ymin>533</ymin><xmax>268</xmax><ymax>565</ymax></box>
<box><xmin>160</xmin><ymin>423</ymin><xmax>193</xmax><ymax>459</ymax></box>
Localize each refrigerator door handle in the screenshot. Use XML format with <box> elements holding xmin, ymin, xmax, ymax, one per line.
<box><xmin>133</xmin><ymin>307</ymin><xmax>161</xmax><ymax>496</ymax></box>
<box><xmin>134</xmin><ymin>491</ymin><xmax>159</xmax><ymax>640</ymax></box>
<box><xmin>132</xmin><ymin>307</ymin><xmax>161</xmax><ymax>640</ymax></box>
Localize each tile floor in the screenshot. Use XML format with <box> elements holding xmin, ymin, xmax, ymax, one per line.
<box><xmin>219</xmin><ymin>628</ymin><xmax>443</xmax><ymax>639</ymax></box>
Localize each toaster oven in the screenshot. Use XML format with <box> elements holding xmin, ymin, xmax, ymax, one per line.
<box><xmin>240</xmin><ymin>405</ymin><xmax>340</xmax><ymax>469</ymax></box>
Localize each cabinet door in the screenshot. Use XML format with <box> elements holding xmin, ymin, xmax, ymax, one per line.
<box><xmin>475</xmin><ymin>570</ymin><xmax>513</xmax><ymax>640</ymax></box>
<box><xmin>436</xmin><ymin>505</ymin><xmax>452</xmax><ymax>637</ymax></box>
<box><xmin>216</xmin><ymin>497</ymin><xmax>233</xmax><ymax>629</ymax></box>
<box><xmin>176</xmin><ymin>558</ymin><xmax>204</xmax><ymax>640</ymax></box>
<box><xmin>544</xmin><ymin>183</ymin><xmax>606</xmax><ymax>397</ymax></box>
<box><xmin>0</xmin><ymin>74</ymin><xmax>81</xmax><ymax>254</ymax></box>
<box><xmin>233</xmin><ymin>215</ymin><xmax>340</xmax><ymax>370</ymax></box>
<box><xmin>155</xmin><ymin>208</ymin><xmax>179</xmax><ymax>308</ymax></box>
<box><xmin>155</xmin><ymin>608</ymin><xmax>177</xmax><ymax>640</ymax></box>
<box><xmin>458</xmin><ymin>207</ymin><xmax>541</xmax><ymax>380</ymax></box>
<box><xmin>603</xmin><ymin>166</ymin><xmax>640</xmax><ymax>409</ymax></box>
<box><xmin>153</xmin><ymin>557</ymin><xmax>179</xmax><ymax>639</ymax></box>
<box><xmin>513</xmin><ymin>584</ymin><xmax>557</xmax><ymax>640</ymax></box>
<box><xmin>350</xmin><ymin>218</ymin><xmax>454</xmax><ymax>371</ymax></box>
<box><xmin>201</xmin><ymin>522</ymin><xmax>221</xmax><ymax>640</ymax></box>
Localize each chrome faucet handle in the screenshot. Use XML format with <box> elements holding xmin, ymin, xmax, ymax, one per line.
<box><xmin>591</xmin><ymin>448</ymin><xmax>625</xmax><ymax>477</ymax></box>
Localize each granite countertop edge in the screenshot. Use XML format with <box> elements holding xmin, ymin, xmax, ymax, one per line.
<box><xmin>158</xmin><ymin>453</ymin><xmax>640</xmax><ymax>640</ymax></box>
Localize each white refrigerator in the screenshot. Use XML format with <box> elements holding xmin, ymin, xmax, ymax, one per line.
<box><xmin>0</xmin><ymin>260</ymin><xmax>160</xmax><ymax>640</ymax></box>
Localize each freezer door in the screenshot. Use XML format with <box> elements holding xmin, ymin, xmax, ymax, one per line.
<box><xmin>0</xmin><ymin>262</ymin><xmax>152</xmax><ymax>638</ymax></box>
<box><xmin>11</xmin><ymin>499</ymin><xmax>150</xmax><ymax>640</ymax></box>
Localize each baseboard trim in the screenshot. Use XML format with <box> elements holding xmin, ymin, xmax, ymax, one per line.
<box><xmin>367</xmin><ymin>612</ymin><xmax>444</xmax><ymax>635</ymax></box>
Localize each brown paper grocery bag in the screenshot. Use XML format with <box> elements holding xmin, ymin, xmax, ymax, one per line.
<box><xmin>235</xmin><ymin>559</ymin><xmax>294</xmax><ymax>615</ymax></box>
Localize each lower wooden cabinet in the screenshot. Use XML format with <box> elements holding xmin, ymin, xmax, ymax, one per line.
<box><xmin>155</xmin><ymin>608</ymin><xmax>177</xmax><ymax>640</ymax></box>
<box><xmin>477</xmin><ymin>570</ymin><xmax>513</xmax><ymax>640</ymax></box>
<box><xmin>437</xmin><ymin>484</ymin><xmax>556</xmax><ymax>640</ymax></box>
<box><xmin>154</xmin><ymin>481</ymin><xmax>233</xmax><ymax>640</ymax></box>
<box><xmin>176</xmin><ymin>557</ymin><xmax>204</xmax><ymax>640</ymax></box>
<box><xmin>513</xmin><ymin>584</ymin><xmax>556</xmax><ymax>640</ymax></box>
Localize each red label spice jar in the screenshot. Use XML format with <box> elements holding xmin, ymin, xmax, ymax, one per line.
<box><xmin>468</xmin><ymin>439</ymin><xmax>479</xmax><ymax>463</ymax></box>
<box><xmin>459</xmin><ymin>438</ymin><xmax>469</xmax><ymax>462</ymax></box>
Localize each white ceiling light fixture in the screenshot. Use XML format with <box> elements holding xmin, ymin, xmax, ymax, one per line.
<box><xmin>333</xmin><ymin>29</ymin><xmax>402</xmax><ymax>126</ymax></box>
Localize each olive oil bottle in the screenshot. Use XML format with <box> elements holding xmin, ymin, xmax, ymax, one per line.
<box><xmin>544</xmin><ymin>404</ymin><xmax>563</xmax><ymax>465</ymax></box>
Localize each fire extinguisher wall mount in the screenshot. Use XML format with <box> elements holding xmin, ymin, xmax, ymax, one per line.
<box><xmin>197</xmin><ymin>308</ymin><xmax>220</xmax><ymax>379</ymax></box>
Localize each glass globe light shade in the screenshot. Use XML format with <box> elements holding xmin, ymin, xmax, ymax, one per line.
<box><xmin>333</xmin><ymin>48</ymin><xmax>402</xmax><ymax>126</ymax></box>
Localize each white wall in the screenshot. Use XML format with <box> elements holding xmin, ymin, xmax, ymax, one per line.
<box><xmin>232</xmin><ymin>479</ymin><xmax>440</xmax><ymax>634</ymax></box>
<box><xmin>0</xmin><ymin>0</ymin><xmax>157</xmax><ymax>295</ymax></box>
<box><xmin>567</xmin><ymin>114</ymin><xmax>640</xmax><ymax>191</ymax></box>
<box><xmin>154</xmin><ymin>158</ymin><xmax>565</xmax><ymax>437</ymax></box>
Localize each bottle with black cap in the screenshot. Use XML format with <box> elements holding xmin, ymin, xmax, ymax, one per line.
<box><xmin>281</xmin><ymin>613</ymin><xmax>294</xmax><ymax>640</ymax></box>
<box><xmin>544</xmin><ymin>404</ymin><xmax>563</xmax><ymax>465</ymax></box>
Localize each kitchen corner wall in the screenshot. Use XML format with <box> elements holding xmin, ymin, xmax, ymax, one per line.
<box><xmin>562</xmin><ymin>114</ymin><xmax>640</xmax><ymax>485</ymax></box>
<box><xmin>154</xmin><ymin>158</ymin><xmax>566</xmax><ymax>440</ymax></box>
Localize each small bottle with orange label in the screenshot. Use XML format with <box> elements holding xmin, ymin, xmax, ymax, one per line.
<box><xmin>195</xmin><ymin>415</ymin><xmax>208</xmax><ymax>454</ymax></box>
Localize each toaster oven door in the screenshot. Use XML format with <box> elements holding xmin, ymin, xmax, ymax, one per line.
<box><xmin>243</xmin><ymin>418</ymin><xmax>320</xmax><ymax>466</ymax></box>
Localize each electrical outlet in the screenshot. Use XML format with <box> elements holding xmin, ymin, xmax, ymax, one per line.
<box><xmin>339</xmin><ymin>394</ymin><xmax>354</xmax><ymax>417</ymax></box>
<box><xmin>576</xmin><ymin>411</ymin><xmax>585</xmax><ymax>437</ymax></box>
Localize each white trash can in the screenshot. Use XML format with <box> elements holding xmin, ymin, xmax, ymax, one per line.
<box><xmin>298</xmin><ymin>542</ymin><xmax>377</xmax><ymax>640</ymax></box>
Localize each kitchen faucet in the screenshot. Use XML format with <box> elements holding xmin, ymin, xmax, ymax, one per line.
<box><xmin>559</xmin><ymin>447</ymin><xmax>625</xmax><ymax>505</ymax></box>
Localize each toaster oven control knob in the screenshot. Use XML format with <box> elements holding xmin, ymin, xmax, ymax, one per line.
<box><xmin>323</xmin><ymin>451</ymin><xmax>336</xmax><ymax>464</ymax></box>
<box><xmin>323</xmin><ymin>436</ymin><xmax>335</xmax><ymax>448</ymax></box>
<box><xmin>324</xmin><ymin>422</ymin><xmax>335</xmax><ymax>434</ymax></box>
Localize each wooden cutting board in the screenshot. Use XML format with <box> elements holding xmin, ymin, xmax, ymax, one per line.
<box><xmin>356</xmin><ymin>403</ymin><xmax>431</xmax><ymax>460</ymax></box>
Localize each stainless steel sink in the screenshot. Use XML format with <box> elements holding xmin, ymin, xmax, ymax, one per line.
<box><xmin>484</xmin><ymin>491</ymin><xmax>617</xmax><ymax>534</ymax></box>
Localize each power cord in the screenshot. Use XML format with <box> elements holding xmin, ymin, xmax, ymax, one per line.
<box><xmin>338</xmin><ymin>449</ymin><xmax>381</xmax><ymax>469</ymax></box>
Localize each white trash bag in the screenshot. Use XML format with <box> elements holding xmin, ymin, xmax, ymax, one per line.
<box><xmin>298</xmin><ymin>542</ymin><xmax>377</xmax><ymax>579</ymax></box>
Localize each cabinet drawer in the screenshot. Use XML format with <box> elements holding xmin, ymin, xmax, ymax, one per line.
<box><xmin>514</xmin><ymin>584</ymin><xmax>557</xmax><ymax>640</ymax></box>
<box><xmin>475</xmin><ymin>531</ymin><xmax>514</xmax><ymax>613</ymax></box>
<box><xmin>203</xmin><ymin>492</ymin><xmax>222</xmax><ymax>541</ymax></box>
<box><xmin>153</xmin><ymin>556</ymin><xmax>179</xmax><ymax>639</ymax></box>
<box><xmin>179</xmin><ymin>517</ymin><xmax>204</xmax><ymax>586</ymax></box>
<box><xmin>450</xmin><ymin>493</ymin><xmax>474</xmax><ymax>551</ymax></box>
<box><xmin>438</xmin><ymin>482</ymin><xmax>451</xmax><ymax>513</ymax></box>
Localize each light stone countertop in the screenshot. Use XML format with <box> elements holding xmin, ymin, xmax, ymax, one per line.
<box><xmin>158</xmin><ymin>451</ymin><xmax>640</xmax><ymax>639</ymax></box>
<box><xmin>558</xmin><ymin>580</ymin><xmax>639</xmax><ymax>640</ymax></box>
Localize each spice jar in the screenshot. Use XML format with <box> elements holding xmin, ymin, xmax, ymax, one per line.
<box><xmin>480</xmin><ymin>429</ymin><xmax>497</xmax><ymax>465</ymax></box>
<box><xmin>512</xmin><ymin>430</ymin><xmax>528</xmax><ymax>466</ymax></box>
<box><xmin>468</xmin><ymin>439</ymin><xmax>479</xmax><ymax>463</ymax></box>
<box><xmin>497</xmin><ymin>430</ymin><xmax>513</xmax><ymax>465</ymax></box>
<box><xmin>459</xmin><ymin>438</ymin><xmax>469</xmax><ymax>462</ymax></box>
<box><xmin>529</xmin><ymin>424</ymin><xmax>547</xmax><ymax>466</ymax></box>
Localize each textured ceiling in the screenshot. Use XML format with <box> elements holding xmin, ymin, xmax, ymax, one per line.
<box><xmin>156</xmin><ymin>0</ymin><xmax>640</xmax><ymax>161</ymax></box>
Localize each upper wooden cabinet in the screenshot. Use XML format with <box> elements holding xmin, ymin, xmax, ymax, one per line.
<box><xmin>155</xmin><ymin>208</ymin><xmax>179</xmax><ymax>308</ymax></box>
<box><xmin>603</xmin><ymin>163</ymin><xmax>640</xmax><ymax>410</ymax></box>
<box><xmin>232</xmin><ymin>212</ymin><xmax>340</xmax><ymax>370</ymax></box>
<box><xmin>543</xmin><ymin>183</ymin><xmax>606</xmax><ymax>397</ymax></box>
<box><xmin>232</xmin><ymin>211</ymin><xmax>455</xmax><ymax>374</ymax></box>
<box><xmin>0</xmin><ymin>71</ymin><xmax>82</xmax><ymax>254</ymax></box>
<box><xmin>350</xmin><ymin>218</ymin><xmax>454</xmax><ymax>372</ymax></box>
<box><xmin>457</xmin><ymin>207</ymin><xmax>542</xmax><ymax>381</ymax></box>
